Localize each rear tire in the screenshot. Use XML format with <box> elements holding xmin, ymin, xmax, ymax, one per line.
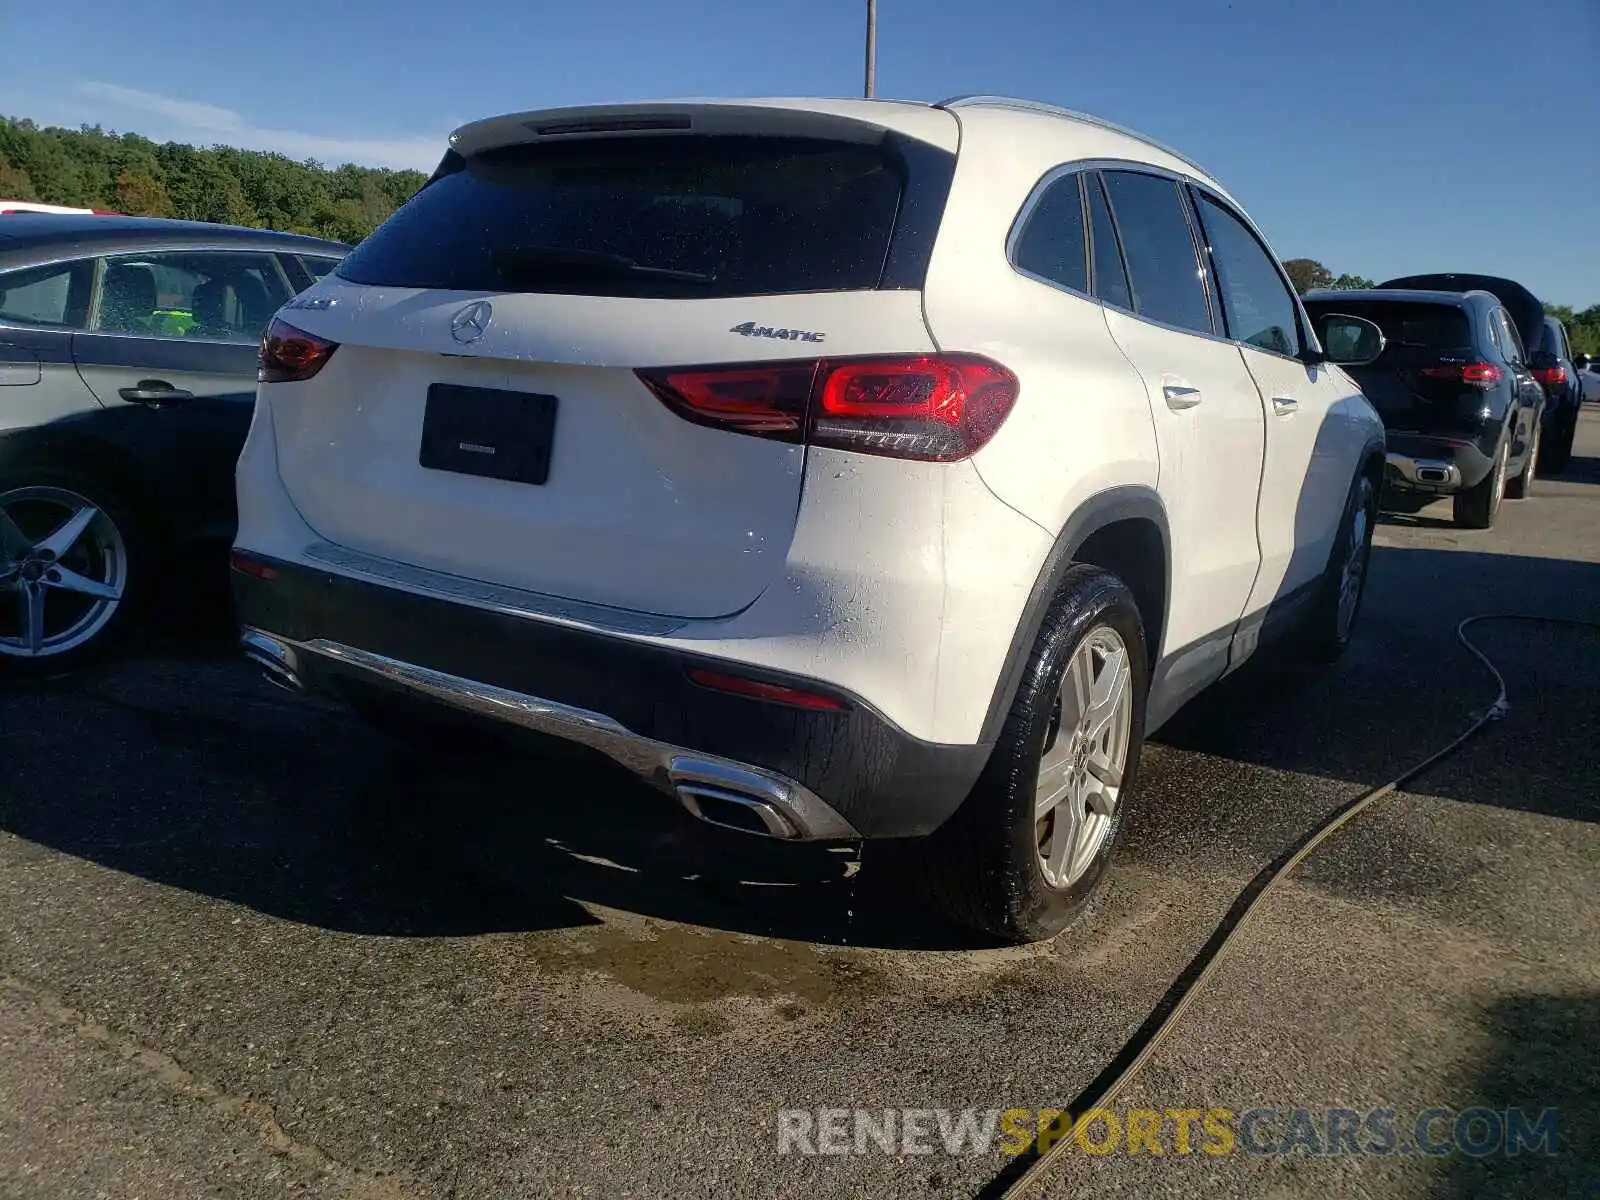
<box><xmin>1505</xmin><ymin>420</ymin><xmax>1539</xmax><ymax>500</ymax></box>
<box><xmin>901</xmin><ymin>565</ymin><xmax>1148</xmax><ymax>944</ymax></box>
<box><xmin>1541</xmin><ymin>408</ymin><xmax>1576</xmax><ymax>474</ymax></box>
<box><xmin>1304</xmin><ymin>469</ymin><xmax>1377</xmax><ymax>663</ymax></box>
<box><xmin>1452</xmin><ymin>437</ymin><xmax>1508</xmax><ymax>529</ymax></box>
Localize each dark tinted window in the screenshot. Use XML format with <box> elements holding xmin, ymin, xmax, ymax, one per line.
<box><xmin>0</xmin><ymin>260</ymin><xmax>93</xmax><ymax>328</ymax></box>
<box><xmin>1544</xmin><ymin>317</ymin><xmax>1568</xmax><ymax>359</ymax></box>
<box><xmin>302</xmin><ymin>256</ymin><xmax>340</xmax><ymax>280</ymax></box>
<box><xmin>1013</xmin><ymin>173</ymin><xmax>1087</xmax><ymax>293</ymax></box>
<box><xmin>1194</xmin><ymin>193</ymin><xmax>1301</xmax><ymax>357</ymax></box>
<box><xmin>1086</xmin><ymin>174</ymin><xmax>1132</xmax><ymax>310</ymax></box>
<box><xmin>1101</xmin><ymin>171</ymin><xmax>1211</xmax><ymax>335</ymax></box>
<box><xmin>1303</xmin><ymin>299</ymin><xmax>1473</xmax><ymax>367</ymax></box>
<box><xmin>337</xmin><ymin>136</ymin><xmax>906</xmax><ymax>298</ymax></box>
<box><xmin>1499</xmin><ymin>311</ymin><xmax>1527</xmax><ymax>362</ymax></box>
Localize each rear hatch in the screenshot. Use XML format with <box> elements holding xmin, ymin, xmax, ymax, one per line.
<box><xmin>1304</xmin><ymin>297</ymin><xmax>1486</xmax><ymax>431</ymax></box>
<box><xmin>265</xmin><ymin>104</ymin><xmax>957</xmax><ymax>619</ymax></box>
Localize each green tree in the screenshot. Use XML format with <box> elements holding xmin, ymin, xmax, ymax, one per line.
<box><xmin>0</xmin><ymin>152</ymin><xmax>36</xmax><ymax>200</ymax></box>
<box><xmin>1283</xmin><ymin>259</ymin><xmax>1335</xmax><ymax>293</ymax></box>
<box><xmin>1329</xmin><ymin>273</ymin><xmax>1376</xmax><ymax>290</ymax></box>
<box><xmin>115</xmin><ymin>169</ymin><xmax>175</xmax><ymax>217</ymax></box>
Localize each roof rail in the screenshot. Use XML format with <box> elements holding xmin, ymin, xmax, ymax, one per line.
<box><xmin>936</xmin><ymin>94</ymin><xmax>1212</xmax><ymax>178</ymax></box>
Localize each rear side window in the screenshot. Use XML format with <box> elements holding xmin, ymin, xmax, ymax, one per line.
<box><xmin>337</xmin><ymin>136</ymin><xmax>909</xmax><ymax>298</ymax></box>
<box><xmin>1100</xmin><ymin>171</ymin><xmax>1212</xmax><ymax>336</ymax></box>
<box><xmin>1303</xmin><ymin>299</ymin><xmax>1473</xmax><ymax>367</ymax></box>
<box><xmin>1012</xmin><ymin>173</ymin><xmax>1088</xmax><ymax>293</ymax></box>
<box><xmin>0</xmin><ymin>260</ymin><xmax>93</xmax><ymax>329</ymax></box>
<box><xmin>1086</xmin><ymin>175</ymin><xmax>1132</xmax><ymax>310</ymax></box>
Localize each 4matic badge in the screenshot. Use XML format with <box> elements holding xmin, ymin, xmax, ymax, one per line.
<box><xmin>729</xmin><ymin>321</ymin><xmax>826</xmax><ymax>344</ymax></box>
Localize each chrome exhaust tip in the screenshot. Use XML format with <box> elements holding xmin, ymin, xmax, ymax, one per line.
<box><xmin>668</xmin><ymin>756</ymin><xmax>802</xmax><ymax>839</ymax></box>
<box><xmin>240</xmin><ymin>628</ymin><xmax>302</xmax><ymax>691</ymax></box>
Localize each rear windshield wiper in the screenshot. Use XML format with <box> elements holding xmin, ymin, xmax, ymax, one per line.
<box><xmin>490</xmin><ymin>246</ymin><xmax>716</xmax><ymax>285</ymax></box>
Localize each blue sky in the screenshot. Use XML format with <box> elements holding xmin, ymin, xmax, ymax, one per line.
<box><xmin>2</xmin><ymin>0</ymin><xmax>1596</xmax><ymax>303</ymax></box>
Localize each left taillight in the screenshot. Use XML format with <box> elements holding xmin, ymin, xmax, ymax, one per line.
<box><xmin>635</xmin><ymin>354</ymin><xmax>1020</xmax><ymax>462</ymax></box>
<box><xmin>259</xmin><ymin>317</ymin><xmax>338</xmax><ymax>383</ymax></box>
<box><xmin>1531</xmin><ymin>365</ymin><xmax>1566</xmax><ymax>387</ymax></box>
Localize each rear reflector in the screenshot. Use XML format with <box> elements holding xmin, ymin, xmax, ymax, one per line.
<box><xmin>260</xmin><ymin>317</ymin><xmax>339</xmax><ymax>383</ymax></box>
<box><xmin>1421</xmin><ymin>362</ymin><xmax>1501</xmax><ymax>389</ymax></box>
<box><xmin>229</xmin><ymin>552</ymin><xmax>278</xmax><ymax>580</ymax></box>
<box><xmin>1531</xmin><ymin>365</ymin><xmax>1566</xmax><ymax>386</ymax></box>
<box><xmin>685</xmin><ymin>667</ymin><xmax>847</xmax><ymax>711</ymax></box>
<box><xmin>637</xmin><ymin>354</ymin><xmax>1019</xmax><ymax>461</ymax></box>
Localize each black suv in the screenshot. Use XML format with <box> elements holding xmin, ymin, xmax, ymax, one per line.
<box><xmin>1304</xmin><ymin>286</ymin><xmax>1544</xmax><ymax>529</ymax></box>
<box><xmin>1377</xmin><ymin>274</ymin><xmax>1582</xmax><ymax>472</ymax></box>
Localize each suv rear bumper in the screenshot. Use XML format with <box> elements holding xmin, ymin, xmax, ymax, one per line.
<box><xmin>1384</xmin><ymin>433</ymin><xmax>1495</xmax><ymax>495</ymax></box>
<box><xmin>232</xmin><ymin>555</ymin><xmax>991</xmax><ymax>841</ymax></box>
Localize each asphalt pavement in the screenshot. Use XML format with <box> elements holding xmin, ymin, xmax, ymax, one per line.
<box><xmin>2</xmin><ymin>410</ymin><xmax>1597</xmax><ymax>1199</ymax></box>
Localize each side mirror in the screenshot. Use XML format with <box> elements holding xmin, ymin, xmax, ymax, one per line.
<box><xmin>1572</xmin><ymin>353</ymin><xmax>1590</xmax><ymax>371</ymax></box>
<box><xmin>1312</xmin><ymin>313</ymin><xmax>1385</xmax><ymax>367</ymax></box>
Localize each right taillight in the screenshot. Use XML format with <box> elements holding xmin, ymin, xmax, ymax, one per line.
<box><xmin>259</xmin><ymin>317</ymin><xmax>339</xmax><ymax>383</ymax></box>
<box><xmin>635</xmin><ymin>354</ymin><xmax>1019</xmax><ymax>462</ymax></box>
<box><xmin>1421</xmin><ymin>362</ymin><xmax>1501</xmax><ymax>389</ymax></box>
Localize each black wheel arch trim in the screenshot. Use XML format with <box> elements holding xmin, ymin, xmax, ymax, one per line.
<box><xmin>978</xmin><ymin>485</ymin><xmax>1170</xmax><ymax>745</ymax></box>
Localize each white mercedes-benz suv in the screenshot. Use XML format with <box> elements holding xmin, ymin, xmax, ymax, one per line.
<box><xmin>233</xmin><ymin>95</ymin><xmax>1387</xmax><ymax>942</ymax></box>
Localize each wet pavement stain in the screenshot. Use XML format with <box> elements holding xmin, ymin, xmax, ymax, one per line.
<box><xmin>520</xmin><ymin>918</ymin><xmax>891</xmax><ymax>1008</ymax></box>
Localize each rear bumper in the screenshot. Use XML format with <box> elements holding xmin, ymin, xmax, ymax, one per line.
<box><xmin>1383</xmin><ymin>433</ymin><xmax>1494</xmax><ymax>495</ymax></box>
<box><xmin>232</xmin><ymin>556</ymin><xmax>990</xmax><ymax>840</ymax></box>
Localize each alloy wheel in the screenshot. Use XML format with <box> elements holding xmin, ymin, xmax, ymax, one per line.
<box><xmin>1034</xmin><ymin>625</ymin><xmax>1133</xmax><ymax>890</ymax></box>
<box><xmin>0</xmin><ymin>487</ymin><xmax>128</xmax><ymax>659</ymax></box>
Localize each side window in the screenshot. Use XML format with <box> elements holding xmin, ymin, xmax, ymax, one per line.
<box><xmin>301</xmin><ymin>256</ymin><xmax>341</xmax><ymax>282</ymax></box>
<box><xmin>1486</xmin><ymin>312</ymin><xmax>1508</xmax><ymax>363</ymax></box>
<box><xmin>1193</xmin><ymin>192</ymin><xmax>1303</xmax><ymax>357</ymax></box>
<box><xmin>94</xmin><ymin>251</ymin><xmax>293</xmax><ymax>341</ymax></box>
<box><xmin>1012</xmin><ymin>173</ymin><xmax>1088</xmax><ymax>293</ymax></box>
<box><xmin>1086</xmin><ymin>174</ymin><xmax>1132</xmax><ymax>310</ymax></box>
<box><xmin>1497</xmin><ymin>312</ymin><xmax>1526</xmax><ymax>364</ymax></box>
<box><xmin>1100</xmin><ymin>170</ymin><xmax>1212</xmax><ymax>336</ymax></box>
<box><xmin>0</xmin><ymin>260</ymin><xmax>94</xmax><ymax>329</ymax></box>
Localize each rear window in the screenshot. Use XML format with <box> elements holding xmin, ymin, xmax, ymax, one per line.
<box><xmin>336</xmin><ymin>136</ymin><xmax>907</xmax><ymax>298</ymax></box>
<box><xmin>1304</xmin><ymin>299</ymin><xmax>1473</xmax><ymax>366</ymax></box>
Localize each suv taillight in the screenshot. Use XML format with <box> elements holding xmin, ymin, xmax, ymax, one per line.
<box><xmin>1421</xmin><ymin>362</ymin><xmax>1501</xmax><ymax>389</ymax></box>
<box><xmin>636</xmin><ymin>354</ymin><xmax>1019</xmax><ymax>462</ymax></box>
<box><xmin>1531</xmin><ymin>364</ymin><xmax>1566</xmax><ymax>386</ymax></box>
<box><xmin>259</xmin><ymin>317</ymin><xmax>339</xmax><ymax>383</ymax></box>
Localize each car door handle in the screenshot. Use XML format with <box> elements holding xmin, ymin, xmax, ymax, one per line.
<box><xmin>1162</xmin><ymin>383</ymin><xmax>1202</xmax><ymax>410</ymax></box>
<box><xmin>119</xmin><ymin>382</ymin><xmax>194</xmax><ymax>407</ymax></box>
<box><xmin>1271</xmin><ymin>396</ymin><xmax>1299</xmax><ymax>416</ymax></box>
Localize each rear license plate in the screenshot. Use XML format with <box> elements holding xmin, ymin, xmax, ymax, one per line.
<box><xmin>419</xmin><ymin>384</ymin><xmax>558</xmax><ymax>485</ymax></box>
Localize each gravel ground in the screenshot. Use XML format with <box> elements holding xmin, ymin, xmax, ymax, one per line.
<box><xmin>1</xmin><ymin>409</ymin><xmax>1596</xmax><ymax>1199</ymax></box>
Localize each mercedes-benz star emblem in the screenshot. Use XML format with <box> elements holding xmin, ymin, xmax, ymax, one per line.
<box><xmin>450</xmin><ymin>301</ymin><xmax>493</xmax><ymax>344</ymax></box>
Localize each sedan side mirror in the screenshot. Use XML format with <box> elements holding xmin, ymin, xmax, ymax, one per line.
<box><xmin>1311</xmin><ymin>313</ymin><xmax>1385</xmax><ymax>367</ymax></box>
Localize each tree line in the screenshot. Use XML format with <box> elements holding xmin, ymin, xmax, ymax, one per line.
<box><xmin>0</xmin><ymin>116</ymin><xmax>428</xmax><ymax>245</ymax></box>
<box><xmin>1284</xmin><ymin>258</ymin><xmax>1599</xmax><ymax>356</ymax></box>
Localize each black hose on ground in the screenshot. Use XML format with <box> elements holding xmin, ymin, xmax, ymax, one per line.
<box><xmin>986</xmin><ymin>613</ymin><xmax>1600</xmax><ymax>1200</ymax></box>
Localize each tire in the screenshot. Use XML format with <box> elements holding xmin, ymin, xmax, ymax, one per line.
<box><xmin>900</xmin><ymin>565</ymin><xmax>1148</xmax><ymax>943</ymax></box>
<box><xmin>0</xmin><ymin>466</ymin><xmax>142</xmax><ymax>676</ymax></box>
<box><xmin>1540</xmin><ymin>408</ymin><xmax>1576</xmax><ymax>475</ymax></box>
<box><xmin>1505</xmin><ymin>420</ymin><xmax>1539</xmax><ymax>500</ymax></box>
<box><xmin>1304</xmin><ymin>469</ymin><xmax>1377</xmax><ymax>663</ymax></box>
<box><xmin>1452</xmin><ymin>436</ymin><xmax>1508</xmax><ymax>530</ymax></box>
